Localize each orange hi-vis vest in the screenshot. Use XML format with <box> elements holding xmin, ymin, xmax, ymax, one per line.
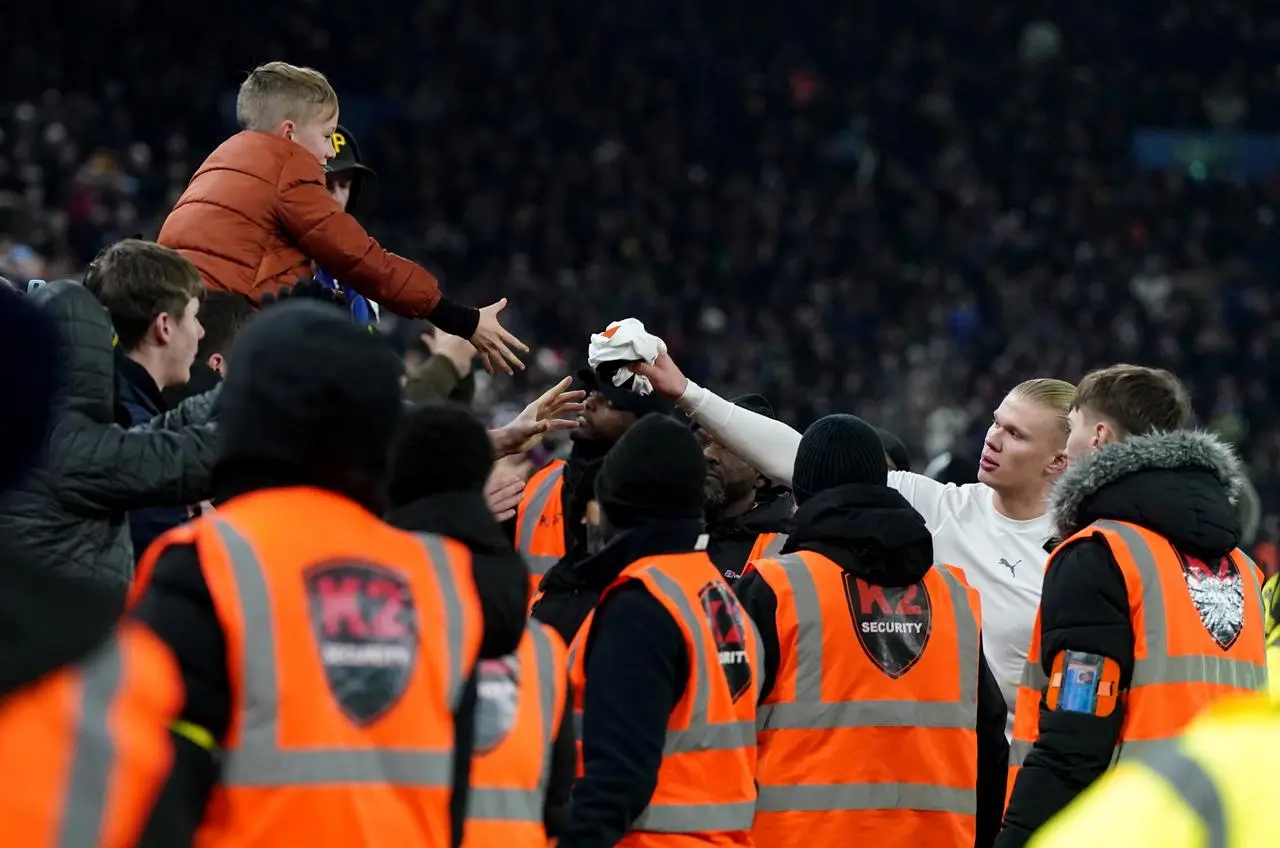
<box><xmin>0</xmin><ymin>620</ymin><xmax>183</xmax><ymax>848</ymax></box>
<box><xmin>464</xmin><ymin>620</ymin><xmax>568</xmax><ymax>848</ymax></box>
<box><xmin>140</xmin><ymin>486</ymin><xmax>483</xmax><ymax>848</ymax></box>
<box><xmin>746</xmin><ymin>533</ymin><xmax>788</xmax><ymax>562</ymax></box>
<box><xmin>516</xmin><ymin>459</ymin><xmax>566</xmax><ymax>598</ymax></box>
<box><xmin>1007</xmin><ymin>519</ymin><xmax>1269</xmax><ymax>805</ymax></box>
<box><xmin>749</xmin><ymin>551</ymin><xmax>984</xmax><ymax>848</ymax></box>
<box><xmin>567</xmin><ymin>553</ymin><xmax>763</xmax><ymax>847</ymax></box>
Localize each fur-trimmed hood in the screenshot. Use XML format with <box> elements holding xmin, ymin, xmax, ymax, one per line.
<box><xmin>1050</xmin><ymin>430</ymin><xmax>1245</xmax><ymax>542</ymax></box>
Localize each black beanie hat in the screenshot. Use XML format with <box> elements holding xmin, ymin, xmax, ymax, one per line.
<box><xmin>595</xmin><ymin>414</ymin><xmax>706</xmax><ymax>529</ymax></box>
<box><xmin>387</xmin><ymin>403</ymin><xmax>494</xmax><ymax>507</ymax></box>
<box><xmin>792</xmin><ymin>414</ymin><xmax>888</xmax><ymax>504</ymax></box>
<box><xmin>218</xmin><ymin>301</ymin><xmax>404</xmax><ymax>477</ymax></box>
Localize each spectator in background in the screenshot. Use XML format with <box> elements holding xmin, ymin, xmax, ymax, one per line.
<box><xmin>876</xmin><ymin>428</ymin><xmax>913</xmax><ymax>472</ymax></box>
<box><xmin>696</xmin><ymin>394</ymin><xmax>794</xmax><ymax>581</ymax></box>
<box><xmin>0</xmin><ymin>280</ymin><xmax>218</xmax><ymax>603</ymax></box>
<box><xmin>405</xmin><ymin>329</ymin><xmax>478</xmax><ymax>405</ymax></box>
<box><xmin>11</xmin><ymin>3</ymin><xmax>1280</xmax><ymax>542</ymax></box>
<box><xmin>315</xmin><ymin>124</ymin><xmax>379</xmax><ymax>324</ymax></box>
<box><xmin>91</xmin><ymin>239</ymin><xmax>207</xmax><ymax>558</ymax></box>
<box><xmin>164</xmin><ymin>290</ymin><xmax>254</xmax><ymax>405</ymax></box>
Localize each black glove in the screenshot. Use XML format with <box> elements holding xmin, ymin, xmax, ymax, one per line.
<box><xmin>259</xmin><ymin>278</ymin><xmax>348</xmax><ymax>311</ymax></box>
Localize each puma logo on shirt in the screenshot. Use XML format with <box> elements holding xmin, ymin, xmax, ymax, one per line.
<box><xmin>999</xmin><ymin>557</ymin><xmax>1021</xmax><ymax>578</ymax></box>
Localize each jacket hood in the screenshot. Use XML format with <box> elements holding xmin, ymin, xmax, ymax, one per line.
<box><xmin>385</xmin><ymin>489</ymin><xmax>514</xmax><ymax>558</ymax></box>
<box><xmin>1050</xmin><ymin>430</ymin><xmax>1244</xmax><ymax>556</ymax></box>
<box><xmin>540</xmin><ymin>519</ymin><xmax>707</xmax><ymax>596</ymax></box>
<box><xmin>715</xmin><ymin>489</ymin><xmax>795</xmax><ymax>537</ymax></box>
<box><xmin>31</xmin><ymin>280</ymin><xmax>116</xmax><ymax>423</ymax></box>
<box><xmin>742</xmin><ymin>489</ymin><xmax>788</xmax><ymax>535</ymax></box>
<box><xmin>784</xmin><ymin>484</ymin><xmax>934</xmax><ymax>586</ymax></box>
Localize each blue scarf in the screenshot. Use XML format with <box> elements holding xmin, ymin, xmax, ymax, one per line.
<box><xmin>314</xmin><ymin>267</ymin><xmax>376</xmax><ymax>325</ymax></box>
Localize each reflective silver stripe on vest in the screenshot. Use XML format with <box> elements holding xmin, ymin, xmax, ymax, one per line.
<box><xmin>57</xmin><ymin>635</ymin><xmax>125</xmax><ymax>847</ymax></box>
<box><xmin>760</xmin><ymin>534</ymin><xmax>789</xmax><ymax>558</ymax></box>
<box><xmin>755</xmin><ymin>782</ymin><xmax>977</xmax><ymax>815</ymax></box>
<box><xmin>1012</xmin><ymin>521</ymin><xmax>1269</xmax><ymax>769</ymax></box>
<box><xmin>1141</xmin><ymin>743</ymin><xmax>1228</xmax><ymax>848</ymax></box>
<box><xmin>468</xmin><ymin>623</ymin><xmax>560</xmax><ymax>824</ymax></box>
<box><xmin>755</xmin><ymin>555</ymin><xmax>979</xmax><ymax>817</ymax></box>
<box><xmin>517</xmin><ymin>464</ymin><xmax>565</xmax><ymax>577</ymax></box>
<box><xmin>213</xmin><ymin>520</ymin><xmax>460</xmax><ymax>787</ymax></box>
<box><xmin>629</xmin><ymin>568</ymin><xmax>758</xmax><ymax>834</ymax></box>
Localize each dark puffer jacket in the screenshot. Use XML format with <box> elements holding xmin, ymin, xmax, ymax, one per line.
<box><xmin>0</xmin><ymin>281</ymin><xmax>219</xmax><ymax>597</ymax></box>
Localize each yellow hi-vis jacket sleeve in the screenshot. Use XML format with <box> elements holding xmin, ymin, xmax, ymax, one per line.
<box><xmin>1030</xmin><ymin>695</ymin><xmax>1278</xmax><ymax>848</ymax></box>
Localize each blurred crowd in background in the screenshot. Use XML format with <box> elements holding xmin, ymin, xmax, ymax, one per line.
<box><xmin>5</xmin><ymin>0</ymin><xmax>1280</xmax><ymax>562</ymax></box>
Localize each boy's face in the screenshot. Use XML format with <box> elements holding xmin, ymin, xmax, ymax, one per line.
<box><xmin>291</xmin><ymin>107</ymin><xmax>339</xmax><ymax>164</ymax></box>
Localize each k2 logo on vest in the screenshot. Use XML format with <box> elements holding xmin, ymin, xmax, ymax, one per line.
<box><xmin>699</xmin><ymin>582</ymin><xmax>753</xmax><ymax>701</ymax></box>
<box><xmin>1181</xmin><ymin>553</ymin><xmax>1245</xmax><ymax>650</ymax></box>
<box><xmin>474</xmin><ymin>655</ymin><xmax>521</xmax><ymax>753</ymax></box>
<box><xmin>1000</xmin><ymin>557</ymin><xmax>1021</xmax><ymax>578</ymax></box>
<box><xmin>844</xmin><ymin>575</ymin><xmax>932</xmax><ymax>679</ymax></box>
<box><xmin>304</xmin><ymin>561</ymin><xmax>420</xmax><ymax>725</ymax></box>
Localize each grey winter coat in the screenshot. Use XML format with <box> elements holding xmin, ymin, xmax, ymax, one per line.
<box><xmin>0</xmin><ymin>281</ymin><xmax>219</xmax><ymax>595</ymax></box>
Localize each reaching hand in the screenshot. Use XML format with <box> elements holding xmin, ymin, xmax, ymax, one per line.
<box><xmin>632</xmin><ymin>353</ymin><xmax>689</xmax><ymax>399</ymax></box>
<box><xmin>471</xmin><ymin>298</ymin><xmax>528</xmax><ymax>375</ymax></box>
<box><xmin>422</xmin><ymin>330</ymin><xmax>477</xmax><ymax>378</ymax></box>
<box><xmin>515</xmin><ymin>376</ymin><xmax>586</xmax><ymax>429</ymax></box>
<box><xmin>484</xmin><ymin>473</ymin><xmax>526</xmax><ymax>523</ymax></box>
<box><xmin>489</xmin><ymin>417</ymin><xmax>578</xmax><ymax>458</ymax></box>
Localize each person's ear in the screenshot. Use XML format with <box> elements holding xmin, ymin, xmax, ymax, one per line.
<box><xmin>1046</xmin><ymin>450</ymin><xmax>1069</xmax><ymax>478</ymax></box>
<box><xmin>207</xmin><ymin>352</ymin><xmax>225</xmax><ymax>376</ymax></box>
<box><xmin>153</xmin><ymin>312</ymin><xmax>174</xmax><ymax>346</ymax></box>
<box><xmin>277</xmin><ymin>119</ymin><xmax>297</xmax><ymax>141</ymax></box>
<box><xmin>754</xmin><ymin>474</ymin><xmax>768</xmax><ymax>491</ymax></box>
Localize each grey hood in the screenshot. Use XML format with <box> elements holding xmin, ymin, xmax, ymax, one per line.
<box><xmin>1049</xmin><ymin>429</ymin><xmax>1245</xmax><ymax>542</ymax></box>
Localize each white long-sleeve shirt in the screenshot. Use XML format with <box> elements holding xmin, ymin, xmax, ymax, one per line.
<box><xmin>679</xmin><ymin>380</ymin><xmax>1056</xmax><ymax>735</ymax></box>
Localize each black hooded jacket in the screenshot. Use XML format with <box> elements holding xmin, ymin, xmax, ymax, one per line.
<box><xmin>386</xmin><ymin>490</ymin><xmax>574</xmax><ymax>839</ymax></box>
<box><xmin>998</xmin><ymin>431</ymin><xmax>1246</xmax><ymax>847</ymax></box>
<box><xmin>544</xmin><ymin>519</ymin><xmax>709</xmax><ymax>848</ymax></box>
<box><xmin>734</xmin><ymin>484</ymin><xmax>1010</xmax><ymax>848</ymax></box>
<box><xmin>705</xmin><ymin>488</ymin><xmax>795</xmax><ymax>581</ymax></box>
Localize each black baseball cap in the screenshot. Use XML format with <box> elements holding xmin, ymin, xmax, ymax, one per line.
<box><xmin>577</xmin><ymin>363</ymin><xmax>674</xmax><ymax>418</ymax></box>
<box><xmin>326</xmin><ymin>125</ymin><xmax>378</xmax><ymax>180</ymax></box>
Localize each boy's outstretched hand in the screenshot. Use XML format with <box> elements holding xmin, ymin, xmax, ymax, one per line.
<box><xmin>472</xmin><ymin>298</ymin><xmax>529</xmax><ymax>375</ymax></box>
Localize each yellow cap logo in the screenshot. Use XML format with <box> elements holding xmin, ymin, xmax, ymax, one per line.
<box><xmin>332</xmin><ymin>132</ymin><xmax>348</xmax><ymax>156</ymax></box>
